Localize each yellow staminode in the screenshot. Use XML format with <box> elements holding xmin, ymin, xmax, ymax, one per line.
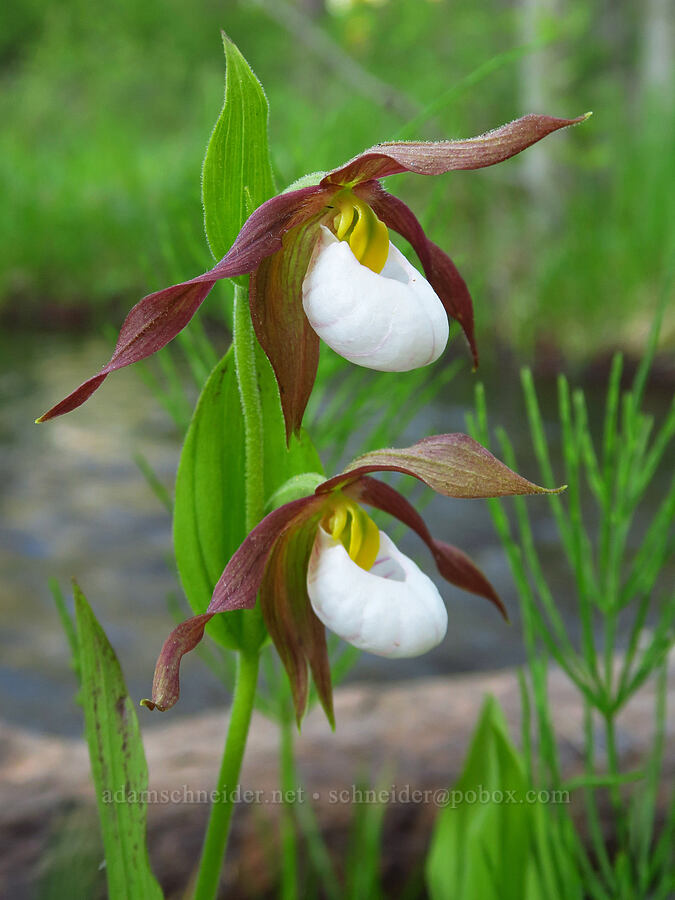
<box><xmin>334</xmin><ymin>191</ymin><xmax>389</xmax><ymax>274</ymax></box>
<box><xmin>324</xmin><ymin>497</ymin><xmax>380</xmax><ymax>571</ymax></box>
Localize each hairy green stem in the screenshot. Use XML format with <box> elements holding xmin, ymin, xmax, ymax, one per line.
<box><xmin>233</xmin><ymin>280</ymin><xmax>267</xmax><ymax>653</ymax></box>
<box><xmin>233</xmin><ymin>281</ymin><xmax>266</xmax><ymax>532</ymax></box>
<box><xmin>194</xmin><ymin>280</ymin><xmax>267</xmax><ymax>898</ymax></box>
<box><xmin>194</xmin><ymin>651</ymin><xmax>260</xmax><ymax>900</ymax></box>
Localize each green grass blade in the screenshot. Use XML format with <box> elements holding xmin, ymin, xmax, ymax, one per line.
<box><xmin>620</xmin><ymin>477</ymin><xmax>675</xmax><ymax>609</ymax></box>
<box><xmin>393</xmin><ymin>38</ymin><xmax>556</xmax><ymax>140</ymax></box>
<box><xmin>494</xmin><ymin>426</ymin><xmax>590</xmax><ymax>682</ymax></box>
<box><xmin>632</xmin><ymin>398</ymin><xmax>675</xmax><ymax>503</ymax></box>
<box><xmin>630</xmin><ymin>269</ymin><xmax>671</xmax><ymax>410</ymax></box>
<box><xmin>601</xmin><ymin>354</ymin><xmax>623</xmax><ymax>490</ymax></box>
<box><xmin>49</xmin><ymin>577</ymin><xmax>80</xmax><ymax>684</ymax></box>
<box><xmin>572</xmin><ymin>389</ymin><xmax>603</xmax><ymax>502</ymax></box>
<box><xmin>73</xmin><ymin>582</ymin><xmax>163</xmax><ymax>899</ymax></box>
<box><xmin>293</xmin><ymin>788</ymin><xmax>342</xmax><ymax>900</ymax></box>
<box><xmin>133</xmin><ymin>451</ymin><xmax>173</xmax><ymax>514</ymax></box>
<box><xmin>345</xmin><ymin>777</ymin><xmax>389</xmax><ymax>900</ymax></box>
<box><xmin>517</xmin><ymin>668</ymin><xmax>533</xmax><ymax>784</ymax></box>
<box><xmin>632</xmin><ymin>663</ymin><xmax>668</xmax><ymax>893</ymax></box>
<box><xmin>468</xmin><ymin>391</ymin><xmax>564</xmax><ymax>786</ymax></box>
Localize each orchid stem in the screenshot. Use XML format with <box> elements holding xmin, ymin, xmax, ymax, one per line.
<box><xmin>194</xmin><ymin>650</ymin><xmax>260</xmax><ymax>900</ymax></box>
<box><xmin>194</xmin><ymin>280</ymin><xmax>267</xmax><ymax>898</ymax></box>
<box><xmin>233</xmin><ymin>279</ymin><xmax>267</xmax><ymax>655</ymax></box>
<box><xmin>233</xmin><ymin>280</ymin><xmax>266</xmax><ymax>533</ymax></box>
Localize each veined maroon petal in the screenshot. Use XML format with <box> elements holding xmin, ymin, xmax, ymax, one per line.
<box><xmin>141</xmin><ymin>613</ymin><xmax>213</xmax><ymax>711</ymax></box>
<box><xmin>208</xmin><ymin>185</ymin><xmax>334</xmax><ymax>279</ymax></box>
<box><xmin>209</xmin><ymin>494</ymin><xmax>324</xmax><ymax>613</ymax></box>
<box><xmin>304</xmin><ymin>600</ymin><xmax>334</xmax><ymax>727</ymax></box>
<box><xmin>322</xmin><ymin>114</ymin><xmax>589</xmax><ymax>185</ymax></box>
<box><xmin>358</xmin><ymin>182</ymin><xmax>477</xmax><ymax>366</ymax></box>
<box><xmin>319</xmin><ymin>433</ymin><xmax>563</xmax><ymax>498</ymax></box>
<box><xmin>347</xmin><ymin>476</ymin><xmax>506</xmax><ymax>618</ymax></box>
<box><xmin>431</xmin><ymin>540</ymin><xmax>506</xmax><ymax>617</ymax></box>
<box><xmin>37</xmin><ymin>281</ymin><xmax>215</xmax><ymax>421</ymax></box>
<box><xmin>142</xmin><ymin>493</ymin><xmax>324</xmax><ymax>713</ymax></box>
<box><xmin>37</xmin><ymin>184</ymin><xmax>333</xmax><ymax>422</ymax></box>
<box><xmin>259</xmin><ymin>516</ymin><xmax>333</xmax><ymax>726</ymax></box>
<box><xmin>250</xmin><ymin>212</ymin><xmax>331</xmax><ymax>440</ymax></box>
<box><xmin>260</xmin><ymin>535</ymin><xmax>310</xmax><ymax>720</ymax></box>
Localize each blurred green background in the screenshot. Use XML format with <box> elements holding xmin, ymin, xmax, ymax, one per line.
<box><xmin>2</xmin><ymin>0</ymin><xmax>673</xmax><ymax>362</ymax></box>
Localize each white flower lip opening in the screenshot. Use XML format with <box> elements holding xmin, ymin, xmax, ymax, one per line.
<box><xmin>302</xmin><ymin>226</ymin><xmax>449</xmax><ymax>372</ymax></box>
<box><xmin>307</xmin><ymin>525</ymin><xmax>448</xmax><ymax>658</ymax></box>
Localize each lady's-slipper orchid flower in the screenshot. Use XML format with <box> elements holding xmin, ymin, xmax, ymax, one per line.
<box><xmin>141</xmin><ymin>433</ymin><xmax>564</xmax><ymax>725</ymax></box>
<box><xmin>302</xmin><ymin>225</ymin><xmax>449</xmax><ymax>371</ymax></box>
<box><xmin>38</xmin><ymin>113</ymin><xmax>589</xmax><ymax>437</ymax></box>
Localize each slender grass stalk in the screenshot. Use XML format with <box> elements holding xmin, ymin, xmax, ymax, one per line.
<box><xmin>468</xmin><ymin>294</ymin><xmax>673</xmax><ymax>897</ymax></box>
<box><xmin>494</xmin><ymin>425</ymin><xmax>597</xmax><ymax>698</ymax></box>
<box><xmin>280</xmin><ymin>709</ymin><xmax>299</xmax><ymax>900</ymax></box>
<box><xmin>133</xmin><ymin>451</ymin><xmax>173</xmax><ymax>514</ymax></box>
<box><xmin>643</xmin><ymin>666</ymin><xmax>673</xmax><ymax>895</ymax></box>
<box><xmin>293</xmin><ymin>788</ymin><xmax>342</xmax><ymax>900</ymax></box>
<box><xmin>193</xmin><ymin>651</ymin><xmax>260</xmax><ymax>900</ymax></box>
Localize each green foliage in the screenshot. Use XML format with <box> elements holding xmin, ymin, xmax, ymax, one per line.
<box><xmin>173</xmin><ymin>348</ymin><xmax>246</xmax><ymax>649</ymax></box>
<box><xmin>522</xmin><ymin>87</ymin><xmax>675</xmax><ymax>359</ymax></box>
<box><xmin>39</xmin><ymin>21</ymin><xmax>673</xmax><ymax>898</ymax></box>
<box><xmin>467</xmin><ymin>299</ymin><xmax>674</xmax><ymax>899</ymax></box>
<box><xmin>71</xmin><ymin>582</ymin><xmax>163</xmax><ymax>899</ymax></box>
<box><xmin>342</xmin><ymin>781</ymin><xmax>390</xmax><ymax>900</ymax></box>
<box><xmin>202</xmin><ymin>33</ymin><xmax>275</xmax><ymax>264</ymax></box>
<box><xmin>172</xmin><ymin>33</ymin><xmax>321</xmax><ymax>655</ymax></box>
<box><xmin>281</xmin><ymin>762</ymin><xmax>407</xmax><ymax>900</ymax></box>
<box><xmin>307</xmin><ymin>344</ymin><xmax>464</xmax><ymax>471</ymax></box>
<box><xmin>426</xmin><ymin>695</ymin><xmax>581</xmax><ymax>900</ymax></box>
<box><xmin>173</xmin><ymin>346</ymin><xmax>321</xmax><ymax>650</ymax></box>
<box><xmin>49</xmin><ymin>576</ymin><xmax>81</xmax><ymax>685</ymax></box>
<box><xmin>3</xmin><ymin>0</ymin><xmax>671</xmax><ymax>359</ymax></box>
<box><xmin>36</xmin><ymin>808</ymin><xmax>105</xmax><ymax>900</ymax></box>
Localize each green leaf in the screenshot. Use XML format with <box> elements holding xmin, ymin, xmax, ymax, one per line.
<box><xmin>73</xmin><ymin>582</ymin><xmax>162</xmax><ymax>900</ymax></box>
<box><xmin>173</xmin><ymin>347</ymin><xmax>322</xmax><ymax>650</ymax></box>
<box><xmin>426</xmin><ymin>695</ymin><xmax>580</xmax><ymax>900</ymax></box>
<box><xmin>562</xmin><ymin>771</ymin><xmax>645</xmax><ymax>791</ymax></box>
<box><xmin>174</xmin><ymin>348</ymin><xmax>246</xmax><ymax>649</ymax></box>
<box><xmin>49</xmin><ymin>577</ymin><xmax>81</xmax><ymax>685</ymax></box>
<box><xmin>202</xmin><ymin>34</ymin><xmax>275</xmax><ymax>264</ymax></box>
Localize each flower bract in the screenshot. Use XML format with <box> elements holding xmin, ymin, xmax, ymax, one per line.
<box><xmin>38</xmin><ymin>113</ymin><xmax>589</xmax><ymax>437</ymax></box>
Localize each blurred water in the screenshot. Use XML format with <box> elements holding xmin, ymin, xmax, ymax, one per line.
<box><xmin>0</xmin><ymin>332</ymin><xmax>670</xmax><ymax>736</ymax></box>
